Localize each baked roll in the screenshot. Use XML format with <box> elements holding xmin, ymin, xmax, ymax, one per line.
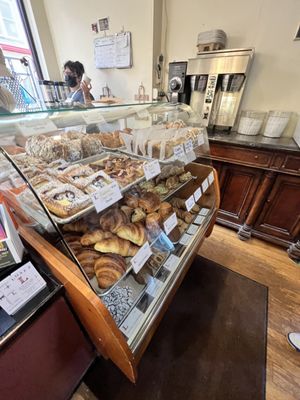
<box><xmin>159</xmin><ymin>202</ymin><xmax>173</xmax><ymax>219</ymax></box>
<box><xmin>94</xmin><ymin>254</ymin><xmax>126</xmax><ymax>289</ymax></box>
<box><xmin>99</xmin><ymin>208</ymin><xmax>128</xmax><ymax>233</ymax></box>
<box><xmin>116</xmin><ymin>223</ymin><xmax>146</xmax><ymax>246</ymax></box>
<box><xmin>173</xmin><ymin>207</ymin><xmax>193</xmax><ymax>224</ymax></box>
<box><xmin>145</xmin><ymin>212</ymin><xmax>162</xmax><ymax>235</ymax></box>
<box><xmin>170</xmin><ymin>197</ymin><xmax>186</xmax><ymax>210</ymax></box>
<box><xmin>139</xmin><ymin>192</ymin><xmax>161</xmax><ymax>213</ymax></box>
<box><xmin>94</xmin><ymin>237</ymin><xmax>139</xmax><ymax>257</ymax></box>
<box><xmin>81</xmin><ymin>229</ymin><xmax>114</xmax><ymax>246</ymax></box>
<box><xmin>124</xmin><ymin>193</ymin><xmax>139</xmax><ymax>208</ymax></box>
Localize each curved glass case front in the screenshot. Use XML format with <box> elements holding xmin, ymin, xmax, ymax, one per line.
<box><xmin>0</xmin><ymin>102</ymin><xmax>217</xmax><ymax>345</ymax></box>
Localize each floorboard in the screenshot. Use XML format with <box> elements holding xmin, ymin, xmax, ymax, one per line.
<box><xmin>199</xmin><ymin>225</ymin><xmax>300</xmax><ymax>400</ymax></box>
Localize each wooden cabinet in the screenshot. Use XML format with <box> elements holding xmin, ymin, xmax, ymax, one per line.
<box><xmin>253</xmin><ymin>175</ymin><xmax>300</xmax><ymax>244</ymax></box>
<box><xmin>204</xmin><ymin>136</ymin><xmax>300</xmax><ymax>262</ymax></box>
<box><xmin>216</xmin><ymin>162</ymin><xmax>262</xmax><ymax>227</ymax></box>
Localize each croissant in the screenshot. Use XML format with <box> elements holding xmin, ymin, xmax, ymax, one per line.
<box><xmin>94</xmin><ymin>237</ymin><xmax>139</xmax><ymax>257</ymax></box>
<box><xmin>173</xmin><ymin>207</ymin><xmax>193</xmax><ymax>224</ymax></box>
<box><xmin>94</xmin><ymin>254</ymin><xmax>127</xmax><ymax>288</ymax></box>
<box><xmin>139</xmin><ymin>192</ymin><xmax>161</xmax><ymax>213</ymax></box>
<box><xmin>159</xmin><ymin>202</ymin><xmax>173</xmax><ymax>219</ymax></box>
<box><xmin>76</xmin><ymin>250</ymin><xmax>100</xmax><ymax>278</ymax></box>
<box><xmin>124</xmin><ymin>193</ymin><xmax>139</xmax><ymax>208</ymax></box>
<box><xmin>99</xmin><ymin>208</ymin><xmax>128</xmax><ymax>233</ymax></box>
<box><xmin>170</xmin><ymin>197</ymin><xmax>186</xmax><ymax>210</ymax></box>
<box><xmin>116</xmin><ymin>223</ymin><xmax>146</xmax><ymax>246</ymax></box>
<box><xmin>121</xmin><ymin>205</ymin><xmax>134</xmax><ymax>220</ymax></box>
<box><xmin>145</xmin><ymin>212</ymin><xmax>162</xmax><ymax>236</ymax></box>
<box><xmin>62</xmin><ymin>221</ymin><xmax>89</xmax><ymax>234</ymax></box>
<box><xmin>81</xmin><ymin>229</ymin><xmax>114</xmax><ymax>246</ymax></box>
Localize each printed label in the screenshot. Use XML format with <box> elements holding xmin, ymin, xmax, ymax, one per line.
<box><xmin>179</xmin><ymin>233</ymin><xmax>193</xmax><ymax>246</ymax></box>
<box><xmin>208</xmin><ymin>171</ymin><xmax>214</xmax><ymax>185</ymax></box>
<box><xmin>119</xmin><ymin>307</ymin><xmax>144</xmax><ymax>338</ymax></box>
<box><xmin>173</xmin><ymin>144</ymin><xmax>185</xmax><ymax>159</ymax></box>
<box><xmin>184</xmin><ymin>139</ymin><xmax>193</xmax><ymax>154</ymax></box>
<box><xmin>82</xmin><ymin>109</ymin><xmax>105</xmax><ymax>124</ymax></box>
<box><xmin>143</xmin><ymin>160</ymin><xmax>161</xmax><ymax>181</ymax></box>
<box><xmin>194</xmin><ymin>187</ymin><xmax>202</xmax><ymax>202</ymax></box>
<box><xmin>131</xmin><ymin>241</ymin><xmax>152</xmax><ymax>273</ymax></box>
<box><xmin>163</xmin><ymin>254</ymin><xmax>180</xmax><ymax>271</ymax></box>
<box><xmin>163</xmin><ymin>212</ymin><xmax>178</xmax><ymax>235</ymax></box>
<box><xmin>91</xmin><ymin>181</ymin><xmax>122</xmax><ymax>213</ymax></box>
<box><xmin>17</xmin><ymin>118</ymin><xmax>57</xmax><ymax>136</ymax></box>
<box><xmin>197</xmin><ymin>133</ymin><xmax>205</xmax><ymax>146</ymax></box>
<box><xmin>194</xmin><ymin>215</ymin><xmax>205</xmax><ymax>225</ymax></box>
<box><xmin>185</xmin><ymin>195</ymin><xmax>195</xmax><ymax>212</ymax></box>
<box><xmin>199</xmin><ymin>207</ymin><xmax>210</xmax><ymax>216</ymax></box>
<box><xmin>201</xmin><ymin>178</ymin><xmax>209</xmax><ymax>193</ymax></box>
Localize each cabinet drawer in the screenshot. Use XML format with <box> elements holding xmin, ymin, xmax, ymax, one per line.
<box><xmin>210</xmin><ymin>144</ymin><xmax>272</xmax><ymax>168</ymax></box>
<box><xmin>281</xmin><ymin>155</ymin><xmax>300</xmax><ymax>174</ymax></box>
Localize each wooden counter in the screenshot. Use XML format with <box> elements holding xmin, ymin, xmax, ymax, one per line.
<box><xmin>202</xmin><ymin>133</ymin><xmax>300</xmax><ymax>262</ymax></box>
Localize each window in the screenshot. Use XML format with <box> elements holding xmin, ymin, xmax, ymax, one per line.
<box><xmin>0</xmin><ymin>0</ymin><xmax>27</xmax><ymax>46</ymax></box>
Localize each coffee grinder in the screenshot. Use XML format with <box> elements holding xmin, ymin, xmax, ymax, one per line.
<box><xmin>168</xmin><ymin>61</ymin><xmax>191</xmax><ymax>104</ymax></box>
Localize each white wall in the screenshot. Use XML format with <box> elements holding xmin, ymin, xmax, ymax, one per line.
<box><xmin>163</xmin><ymin>0</ymin><xmax>300</xmax><ymax>135</ymax></box>
<box><xmin>42</xmin><ymin>0</ymin><xmax>154</xmax><ymax>101</ymax></box>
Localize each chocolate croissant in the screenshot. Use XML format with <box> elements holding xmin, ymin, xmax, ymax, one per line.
<box><xmin>94</xmin><ymin>237</ymin><xmax>139</xmax><ymax>257</ymax></box>
<box><xmin>94</xmin><ymin>254</ymin><xmax>126</xmax><ymax>289</ymax></box>
<box><xmin>116</xmin><ymin>223</ymin><xmax>147</xmax><ymax>246</ymax></box>
<box><xmin>99</xmin><ymin>208</ymin><xmax>128</xmax><ymax>233</ymax></box>
<box><xmin>139</xmin><ymin>192</ymin><xmax>161</xmax><ymax>213</ymax></box>
<box><xmin>80</xmin><ymin>229</ymin><xmax>114</xmax><ymax>246</ymax></box>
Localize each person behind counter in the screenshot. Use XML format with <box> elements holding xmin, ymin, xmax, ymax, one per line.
<box><xmin>63</xmin><ymin>60</ymin><xmax>94</xmax><ymax>105</ymax></box>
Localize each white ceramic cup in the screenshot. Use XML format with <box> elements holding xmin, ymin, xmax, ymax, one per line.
<box><xmin>82</xmin><ymin>73</ymin><xmax>91</xmax><ymax>85</ymax></box>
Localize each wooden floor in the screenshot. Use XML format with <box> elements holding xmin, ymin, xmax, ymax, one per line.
<box><xmin>199</xmin><ymin>225</ymin><xmax>300</xmax><ymax>400</ymax></box>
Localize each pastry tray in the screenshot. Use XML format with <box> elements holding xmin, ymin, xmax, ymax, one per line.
<box><xmin>34</xmin><ymin>151</ymin><xmax>150</xmax><ymax>225</ymax></box>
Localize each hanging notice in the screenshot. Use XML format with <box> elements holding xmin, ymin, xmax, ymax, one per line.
<box><xmin>94</xmin><ymin>31</ymin><xmax>132</xmax><ymax>69</ymax></box>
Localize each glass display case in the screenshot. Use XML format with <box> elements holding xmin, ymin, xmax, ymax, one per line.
<box><xmin>0</xmin><ymin>102</ymin><xmax>220</xmax><ymax>381</ymax></box>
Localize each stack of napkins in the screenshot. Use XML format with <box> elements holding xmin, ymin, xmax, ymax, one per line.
<box><xmin>197</xmin><ymin>29</ymin><xmax>227</xmax><ymax>47</ymax></box>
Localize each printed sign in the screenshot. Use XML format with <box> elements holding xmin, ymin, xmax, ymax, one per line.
<box><xmin>173</xmin><ymin>144</ymin><xmax>185</xmax><ymax>159</ymax></box>
<box><xmin>131</xmin><ymin>241</ymin><xmax>152</xmax><ymax>273</ymax></box>
<box><xmin>185</xmin><ymin>195</ymin><xmax>195</xmax><ymax>212</ymax></box>
<box><xmin>194</xmin><ymin>187</ymin><xmax>202</xmax><ymax>202</ymax></box>
<box><xmin>143</xmin><ymin>160</ymin><xmax>161</xmax><ymax>181</ymax></box>
<box><xmin>201</xmin><ymin>178</ymin><xmax>209</xmax><ymax>193</ymax></box>
<box><xmin>91</xmin><ymin>181</ymin><xmax>122</xmax><ymax>213</ymax></box>
<box><xmin>17</xmin><ymin>118</ymin><xmax>57</xmax><ymax>136</ymax></box>
<box><xmin>184</xmin><ymin>139</ymin><xmax>193</xmax><ymax>154</ymax></box>
<box><xmin>163</xmin><ymin>212</ymin><xmax>178</xmax><ymax>235</ymax></box>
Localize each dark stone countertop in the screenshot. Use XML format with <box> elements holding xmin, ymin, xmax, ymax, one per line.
<box><xmin>208</xmin><ymin>131</ymin><xmax>300</xmax><ymax>153</ymax></box>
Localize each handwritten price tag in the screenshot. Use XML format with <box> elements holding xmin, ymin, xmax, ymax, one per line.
<box><xmin>143</xmin><ymin>160</ymin><xmax>161</xmax><ymax>181</ymax></box>
<box><xmin>184</xmin><ymin>139</ymin><xmax>193</xmax><ymax>153</ymax></box>
<box><xmin>194</xmin><ymin>187</ymin><xmax>202</xmax><ymax>202</ymax></box>
<box><xmin>173</xmin><ymin>144</ymin><xmax>185</xmax><ymax>159</ymax></box>
<box><xmin>163</xmin><ymin>212</ymin><xmax>178</xmax><ymax>235</ymax></box>
<box><xmin>82</xmin><ymin>109</ymin><xmax>105</xmax><ymax>124</ymax></box>
<box><xmin>187</xmin><ymin>224</ymin><xmax>198</xmax><ymax>235</ymax></box>
<box><xmin>185</xmin><ymin>195</ymin><xmax>195</xmax><ymax>212</ymax></box>
<box><xmin>194</xmin><ymin>215</ymin><xmax>205</xmax><ymax>225</ymax></box>
<box><xmin>179</xmin><ymin>233</ymin><xmax>193</xmax><ymax>246</ymax></box>
<box><xmin>91</xmin><ymin>181</ymin><xmax>122</xmax><ymax>213</ymax></box>
<box><xmin>17</xmin><ymin>118</ymin><xmax>57</xmax><ymax>137</ymax></box>
<box><xmin>131</xmin><ymin>241</ymin><xmax>152</xmax><ymax>273</ymax></box>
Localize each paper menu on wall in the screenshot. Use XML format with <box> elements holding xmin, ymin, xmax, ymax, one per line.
<box><xmin>94</xmin><ymin>32</ymin><xmax>132</xmax><ymax>69</ymax></box>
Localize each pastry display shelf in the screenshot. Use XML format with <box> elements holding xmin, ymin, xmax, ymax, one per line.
<box><xmin>124</xmin><ymin>207</ymin><xmax>213</xmax><ymax>350</ymax></box>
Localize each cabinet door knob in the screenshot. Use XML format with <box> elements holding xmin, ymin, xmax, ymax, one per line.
<box><xmin>254</xmin><ymin>155</ymin><xmax>258</xmax><ymax>159</ymax></box>
<box><xmin>267</xmin><ymin>199</ymin><xmax>271</xmax><ymax>203</ymax></box>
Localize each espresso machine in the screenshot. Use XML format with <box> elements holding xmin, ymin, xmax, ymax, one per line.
<box><xmin>186</xmin><ymin>48</ymin><xmax>254</xmax><ymax>131</ymax></box>
<box><xmin>168</xmin><ymin>61</ymin><xmax>191</xmax><ymax>104</ymax></box>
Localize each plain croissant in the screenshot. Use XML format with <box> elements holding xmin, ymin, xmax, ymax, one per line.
<box><xmin>116</xmin><ymin>223</ymin><xmax>146</xmax><ymax>246</ymax></box>
<box><xmin>94</xmin><ymin>237</ymin><xmax>139</xmax><ymax>257</ymax></box>
<box><xmin>80</xmin><ymin>229</ymin><xmax>114</xmax><ymax>246</ymax></box>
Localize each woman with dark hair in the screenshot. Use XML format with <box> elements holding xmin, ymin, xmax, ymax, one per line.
<box><xmin>63</xmin><ymin>60</ymin><xmax>94</xmax><ymax>104</ymax></box>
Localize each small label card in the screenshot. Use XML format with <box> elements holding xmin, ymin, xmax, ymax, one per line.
<box><xmin>0</xmin><ymin>262</ymin><xmax>46</xmax><ymax>315</ymax></box>
<box><xmin>143</xmin><ymin>160</ymin><xmax>161</xmax><ymax>181</ymax></box>
<box><xmin>131</xmin><ymin>241</ymin><xmax>152</xmax><ymax>274</ymax></box>
<box><xmin>17</xmin><ymin>118</ymin><xmax>57</xmax><ymax>136</ymax></box>
<box><xmin>197</xmin><ymin>133</ymin><xmax>205</xmax><ymax>146</ymax></box>
<box><xmin>173</xmin><ymin>144</ymin><xmax>185</xmax><ymax>159</ymax></box>
<box><xmin>163</xmin><ymin>254</ymin><xmax>180</xmax><ymax>272</ymax></box>
<box><xmin>146</xmin><ymin>278</ymin><xmax>164</xmax><ymax>297</ymax></box>
<box><xmin>185</xmin><ymin>195</ymin><xmax>196</xmax><ymax>212</ymax></box>
<box><xmin>163</xmin><ymin>212</ymin><xmax>178</xmax><ymax>235</ymax></box>
<box><xmin>184</xmin><ymin>139</ymin><xmax>193</xmax><ymax>154</ymax></box>
<box><xmin>194</xmin><ymin>187</ymin><xmax>202</xmax><ymax>202</ymax></box>
<box><xmin>91</xmin><ymin>181</ymin><xmax>122</xmax><ymax>213</ymax></box>
<box><xmin>137</xmin><ymin>109</ymin><xmax>150</xmax><ymax>119</ymax></box>
<box><xmin>120</xmin><ymin>307</ymin><xmax>144</xmax><ymax>338</ymax></box>
<box><xmin>201</xmin><ymin>178</ymin><xmax>209</xmax><ymax>193</ymax></box>
<box><xmin>82</xmin><ymin>109</ymin><xmax>105</xmax><ymax>125</ymax></box>
<box><xmin>187</xmin><ymin>224</ymin><xmax>198</xmax><ymax>235</ymax></box>
<box><xmin>208</xmin><ymin>171</ymin><xmax>214</xmax><ymax>185</ymax></box>
<box><xmin>179</xmin><ymin>233</ymin><xmax>193</xmax><ymax>246</ymax></box>
<box><xmin>194</xmin><ymin>215</ymin><xmax>205</xmax><ymax>225</ymax></box>
<box><xmin>199</xmin><ymin>207</ymin><xmax>210</xmax><ymax>216</ymax></box>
